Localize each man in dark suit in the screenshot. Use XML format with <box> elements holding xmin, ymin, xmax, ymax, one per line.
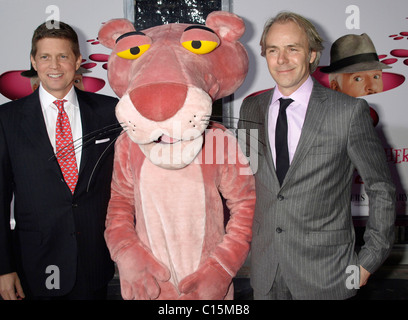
<box><xmin>0</xmin><ymin>21</ymin><xmax>119</xmax><ymax>299</ymax></box>
<box><xmin>238</xmin><ymin>12</ymin><xmax>396</xmax><ymax>299</ymax></box>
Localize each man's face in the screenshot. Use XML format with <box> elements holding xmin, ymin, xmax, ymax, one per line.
<box><xmin>31</xmin><ymin>37</ymin><xmax>81</xmax><ymax>98</ymax></box>
<box><xmin>332</xmin><ymin>70</ymin><xmax>384</xmax><ymax>97</ymax></box>
<box><xmin>264</xmin><ymin>21</ymin><xmax>316</xmax><ymax>96</ymax></box>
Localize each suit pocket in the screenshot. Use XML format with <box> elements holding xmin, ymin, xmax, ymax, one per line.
<box><xmin>306</xmin><ymin>229</ymin><xmax>351</xmax><ymax>246</ymax></box>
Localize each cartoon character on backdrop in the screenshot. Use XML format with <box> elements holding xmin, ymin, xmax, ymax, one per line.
<box><xmin>98</xmin><ymin>11</ymin><xmax>255</xmax><ymax>300</ymax></box>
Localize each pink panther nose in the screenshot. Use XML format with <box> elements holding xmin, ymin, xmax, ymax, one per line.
<box><xmin>129</xmin><ymin>83</ymin><xmax>187</xmax><ymax>121</ymax></box>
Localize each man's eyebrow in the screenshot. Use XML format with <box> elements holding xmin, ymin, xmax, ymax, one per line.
<box><xmin>183</xmin><ymin>25</ymin><xmax>215</xmax><ymax>33</ymax></box>
<box><xmin>286</xmin><ymin>43</ymin><xmax>302</xmax><ymax>47</ymax></box>
<box><xmin>115</xmin><ymin>31</ymin><xmax>146</xmax><ymax>43</ymax></box>
<box><xmin>265</xmin><ymin>44</ymin><xmax>278</xmax><ymax>51</ymax></box>
<box><xmin>266</xmin><ymin>43</ymin><xmax>302</xmax><ymax>49</ymax></box>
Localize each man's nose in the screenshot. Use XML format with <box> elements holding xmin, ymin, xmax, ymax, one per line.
<box><xmin>277</xmin><ymin>51</ymin><xmax>288</xmax><ymax>64</ymax></box>
<box><xmin>49</xmin><ymin>57</ymin><xmax>60</xmax><ymax>68</ymax></box>
<box><xmin>365</xmin><ymin>78</ymin><xmax>381</xmax><ymax>94</ymax></box>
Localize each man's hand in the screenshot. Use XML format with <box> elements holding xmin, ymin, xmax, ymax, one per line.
<box><xmin>359</xmin><ymin>265</ymin><xmax>371</xmax><ymax>287</ymax></box>
<box><xmin>0</xmin><ymin>272</ymin><xmax>25</xmax><ymax>300</ymax></box>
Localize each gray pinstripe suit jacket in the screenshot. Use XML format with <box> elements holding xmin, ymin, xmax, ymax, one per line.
<box><xmin>238</xmin><ymin>79</ymin><xmax>396</xmax><ymax>299</ymax></box>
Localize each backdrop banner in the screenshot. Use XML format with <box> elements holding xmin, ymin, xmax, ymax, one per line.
<box><xmin>1</xmin><ymin>0</ymin><xmax>407</xmax><ymax>217</ymax></box>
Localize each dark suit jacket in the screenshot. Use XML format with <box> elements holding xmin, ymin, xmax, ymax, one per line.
<box><xmin>238</xmin><ymin>79</ymin><xmax>396</xmax><ymax>299</ymax></box>
<box><xmin>0</xmin><ymin>88</ymin><xmax>119</xmax><ymax>297</ymax></box>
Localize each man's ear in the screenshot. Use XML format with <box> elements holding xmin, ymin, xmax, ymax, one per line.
<box><xmin>309</xmin><ymin>50</ymin><xmax>317</xmax><ymax>65</ymax></box>
<box><xmin>330</xmin><ymin>79</ymin><xmax>341</xmax><ymax>92</ymax></box>
<box><xmin>76</xmin><ymin>54</ymin><xmax>82</xmax><ymax>71</ymax></box>
<box><xmin>30</xmin><ymin>55</ymin><xmax>37</xmax><ymax>71</ymax></box>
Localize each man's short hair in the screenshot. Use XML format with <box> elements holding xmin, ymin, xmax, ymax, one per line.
<box><xmin>30</xmin><ymin>21</ymin><xmax>80</xmax><ymax>59</ymax></box>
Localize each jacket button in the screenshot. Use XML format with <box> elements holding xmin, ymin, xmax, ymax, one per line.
<box><xmin>276</xmin><ymin>227</ymin><xmax>283</xmax><ymax>233</ymax></box>
<box><xmin>277</xmin><ymin>194</ymin><xmax>284</xmax><ymax>201</ymax></box>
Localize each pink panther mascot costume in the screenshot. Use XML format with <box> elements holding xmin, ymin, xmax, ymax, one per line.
<box><xmin>98</xmin><ymin>11</ymin><xmax>255</xmax><ymax>300</ymax></box>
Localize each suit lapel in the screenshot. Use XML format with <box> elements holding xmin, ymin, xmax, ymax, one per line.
<box><xmin>20</xmin><ymin>91</ymin><xmax>61</xmax><ymax>171</ymax></box>
<box><xmin>259</xmin><ymin>89</ymin><xmax>280</xmax><ymax>184</ymax></box>
<box><xmin>283</xmin><ymin>80</ymin><xmax>329</xmax><ymax>186</ymax></box>
<box><xmin>76</xmin><ymin>89</ymin><xmax>98</xmax><ymax>178</ymax></box>
<box><xmin>75</xmin><ymin>88</ymin><xmax>111</xmax><ymax>186</ymax></box>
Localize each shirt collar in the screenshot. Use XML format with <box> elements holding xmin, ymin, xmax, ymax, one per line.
<box><xmin>39</xmin><ymin>84</ymin><xmax>78</xmax><ymax>109</ymax></box>
<box><xmin>271</xmin><ymin>75</ymin><xmax>314</xmax><ymax>106</ymax></box>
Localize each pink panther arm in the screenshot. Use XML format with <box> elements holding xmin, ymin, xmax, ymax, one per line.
<box><xmin>105</xmin><ymin>134</ymin><xmax>170</xmax><ymax>300</ymax></box>
<box><xmin>179</xmin><ymin>128</ymin><xmax>256</xmax><ymax>299</ymax></box>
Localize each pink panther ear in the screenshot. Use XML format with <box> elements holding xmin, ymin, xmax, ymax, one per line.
<box><xmin>205</xmin><ymin>11</ymin><xmax>245</xmax><ymax>42</ymax></box>
<box><xmin>98</xmin><ymin>19</ymin><xmax>136</xmax><ymax>49</ymax></box>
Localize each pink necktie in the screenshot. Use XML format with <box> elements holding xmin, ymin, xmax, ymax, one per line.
<box><xmin>54</xmin><ymin>99</ymin><xmax>78</xmax><ymax>193</ymax></box>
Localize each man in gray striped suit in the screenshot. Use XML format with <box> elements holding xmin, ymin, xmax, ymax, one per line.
<box><xmin>238</xmin><ymin>12</ymin><xmax>396</xmax><ymax>299</ymax></box>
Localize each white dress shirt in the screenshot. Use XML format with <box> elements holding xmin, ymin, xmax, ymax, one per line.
<box><xmin>39</xmin><ymin>84</ymin><xmax>82</xmax><ymax>168</ymax></box>
<box><xmin>268</xmin><ymin>76</ymin><xmax>313</xmax><ymax>166</ymax></box>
